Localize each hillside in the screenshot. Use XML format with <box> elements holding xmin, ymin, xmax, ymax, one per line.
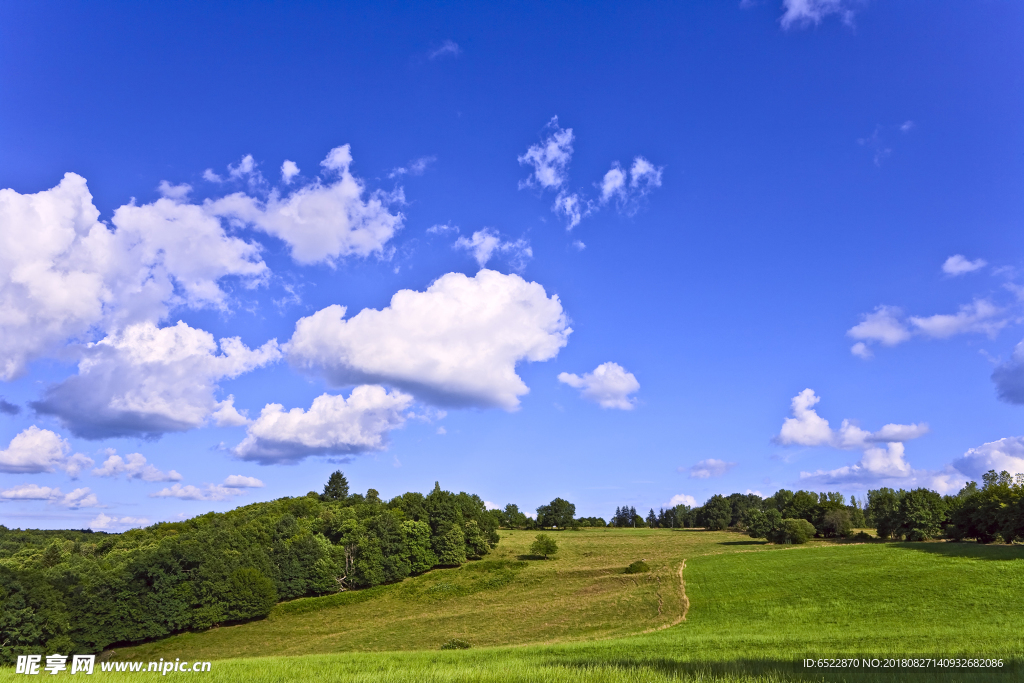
<box><xmin>106</xmin><ymin>528</ymin><xmax>1024</xmax><ymax>677</ymax></box>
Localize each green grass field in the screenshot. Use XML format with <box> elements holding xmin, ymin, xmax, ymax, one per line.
<box><xmin>4</xmin><ymin>529</ymin><xmax>1022</xmax><ymax>681</ymax></box>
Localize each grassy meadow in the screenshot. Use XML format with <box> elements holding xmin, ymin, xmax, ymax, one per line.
<box><xmin>4</xmin><ymin>528</ymin><xmax>1022</xmax><ymax>681</ymax></box>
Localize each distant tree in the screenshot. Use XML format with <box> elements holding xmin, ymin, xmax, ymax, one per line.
<box><xmin>700</xmin><ymin>495</ymin><xmax>731</xmax><ymax>531</ymax></box>
<box><xmin>537</xmin><ymin>498</ymin><xmax>576</xmax><ymax>529</ymax></box>
<box><xmin>743</xmin><ymin>507</ymin><xmax>783</xmax><ymax>540</ymax></box>
<box><xmin>848</xmin><ymin>496</ymin><xmax>867</xmax><ymax>528</ymax></box>
<box><xmin>646</xmin><ymin>509</ymin><xmax>657</xmax><ymax>528</ymax></box>
<box><xmin>820</xmin><ymin>509</ymin><xmax>852</xmax><ymax>538</ymax></box>
<box><xmin>674</xmin><ymin>504</ymin><xmax>696</xmax><ymax>528</ymax></box>
<box><xmin>867</xmin><ymin>488</ymin><xmax>902</xmax><ymax>539</ymax></box>
<box><xmin>898</xmin><ymin>488</ymin><xmax>946</xmax><ymax>540</ymax></box>
<box><xmin>629</xmin><ymin>506</ymin><xmax>638</xmax><ymax>527</ymax></box>
<box><xmin>321</xmin><ymin>471</ymin><xmax>350</xmax><ymax>502</ymax></box>
<box><xmin>530</xmin><ymin>534</ymin><xmax>558</xmax><ymax>559</ymax></box>
<box><xmin>771</xmin><ymin>518</ymin><xmax>815</xmax><ymax>544</ymax></box>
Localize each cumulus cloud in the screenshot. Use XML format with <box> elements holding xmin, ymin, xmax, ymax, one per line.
<box><xmin>909</xmin><ymin>299</ymin><xmax>1005</xmax><ymax>339</ymax></box>
<box><xmin>281</xmin><ymin>160</ymin><xmax>300</xmax><ymax>184</ymax></box>
<box><xmin>0</xmin><ymin>426</ymin><xmax>93</xmax><ymax>476</ymax></box>
<box><xmin>211</xmin><ymin>395</ymin><xmax>251</xmax><ymax>427</ymax></box>
<box><xmin>599</xmin><ymin>158</ymin><xmax>664</xmax><ymax>214</ymax></box>
<box><xmin>208</xmin><ymin>145</ymin><xmax>404</xmax><ymax>266</ymax></box>
<box><xmin>780</xmin><ymin>0</ymin><xmax>858</xmax><ymax>30</ymax></box>
<box><xmin>776</xmin><ymin>389</ymin><xmax>928</xmax><ymax>450</ymax></box>
<box><xmin>0</xmin><ymin>173</ymin><xmax>269</xmax><ymax>379</ymax></box>
<box><xmin>91</xmin><ymin>450</ymin><xmax>181</xmax><ymax>482</ymax></box>
<box><xmin>89</xmin><ymin>513</ymin><xmax>149</xmax><ymax>530</ymax></box>
<box><xmin>600</xmin><ymin>166</ymin><xmax>627</xmax><ymax>203</ymax></box>
<box><xmin>233</xmin><ymin>386</ymin><xmax>411</xmax><ymax>465</ymax></box>
<box><xmin>222</xmin><ymin>474</ymin><xmax>264</xmax><ymax>488</ymax></box>
<box><xmin>669</xmin><ymin>493</ymin><xmax>697</xmax><ymax>507</ymax></box>
<box><xmin>557</xmin><ymin>362</ymin><xmax>639</xmax><ymax>410</ymax></box>
<box><xmin>157</xmin><ymin>181</ymin><xmax>192</xmax><ymax>201</ymax></box>
<box><xmin>150</xmin><ymin>483</ymin><xmax>244</xmax><ymax>501</ymax></box>
<box><xmin>553</xmin><ymin>192</ymin><xmax>589</xmax><ymax>230</ymax></box>
<box><xmin>428</xmin><ymin>40</ymin><xmax>461</xmax><ymax>59</ymax></box>
<box><xmin>942</xmin><ymin>255</ymin><xmax>987</xmax><ymax>276</ymax></box>
<box><xmin>777</xmin><ymin>389</ymin><xmax>934</xmax><ymax>486</ymax></box>
<box><xmin>518</xmin><ymin>117</ymin><xmax>574</xmax><ymax>191</ymax></box>
<box><xmin>847</xmin><ymin>305</ymin><xmax>912</xmax><ymax>352</ymax></box>
<box><xmin>687</xmin><ymin>459</ymin><xmax>736</xmax><ymax>479</ymax></box>
<box><xmin>287</xmin><ymin>270</ymin><xmax>571</xmax><ymax>410</ymax></box>
<box><xmin>454</xmin><ymin>228</ymin><xmax>532</xmax><ymax>270</ymax></box>
<box><xmin>0</xmin><ymin>483</ymin><xmax>99</xmax><ymax>508</ymax></box>
<box><xmin>32</xmin><ymin>321</ymin><xmax>280</xmax><ymax>439</ymax></box>
<box><xmin>427</xmin><ymin>222</ymin><xmax>459</xmax><ymax>235</ymax></box>
<box><xmin>952</xmin><ymin>437</ymin><xmax>1024</xmax><ymax>479</ymax></box>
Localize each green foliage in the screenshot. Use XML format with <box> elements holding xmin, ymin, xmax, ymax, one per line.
<box><xmin>699</xmin><ymin>495</ymin><xmax>731</xmax><ymax>530</ymax></box>
<box><xmin>770</xmin><ymin>518</ymin><xmax>815</xmax><ymax>544</ymax></box>
<box><xmin>0</xmin><ymin>477</ymin><xmax>498</xmax><ymax>664</ymax></box>
<box><xmin>320</xmin><ymin>470</ymin><xmax>350</xmax><ymax>502</ymax></box>
<box><xmin>624</xmin><ymin>560</ymin><xmax>650</xmax><ymax>574</ymax></box>
<box><xmin>536</xmin><ymin>497</ymin><xmax>575</xmax><ymax>529</ymax></box>
<box><xmin>743</xmin><ymin>507</ymin><xmax>783</xmax><ymax>540</ymax></box>
<box><xmin>530</xmin><ymin>534</ymin><xmax>558</xmax><ymax>559</ymax></box>
<box><xmin>820</xmin><ymin>509</ymin><xmax>852</xmax><ymax>538</ymax></box>
<box><xmin>440</xmin><ymin>638</ymin><xmax>471</xmax><ymax>650</ymax></box>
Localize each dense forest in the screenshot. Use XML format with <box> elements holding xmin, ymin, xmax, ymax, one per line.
<box><xmin>0</xmin><ymin>473</ymin><xmax>498</xmax><ymax>663</ymax></box>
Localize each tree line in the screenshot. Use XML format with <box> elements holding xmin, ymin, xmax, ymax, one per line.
<box><xmin>0</xmin><ymin>472</ymin><xmax>498</xmax><ymax>664</ymax></box>
<box><xmin>497</xmin><ymin>469</ymin><xmax>1024</xmax><ymax>546</ymax></box>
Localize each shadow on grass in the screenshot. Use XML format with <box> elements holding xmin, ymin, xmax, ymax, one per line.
<box><xmin>516</xmin><ymin>554</ymin><xmax>550</xmax><ymax>561</ymax></box>
<box><xmin>549</xmin><ymin>656</ymin><xmax>1020</xmax><ymax>682</ymax></box>
<box><xmin>890</xmin><ymin>542</ymin><xmax>1024</xmax><ymax>562</ymax></box>
<box><xmin>717</xmin><ymin>540</ymin><xmax>768</xmax><ymax>546</ymax></box>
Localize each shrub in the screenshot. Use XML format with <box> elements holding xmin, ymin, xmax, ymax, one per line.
<box><xmin>624</xmin><ymin>560</ymin><xmax>650</xmax><ymax>574</ymax></box>
<box><xmin>440</xmin><ymin>638</ymin><xmax>471</xmax><ymax>650</ymax></box>
<box><xmin>770</xmin><ymin>518</ymin><xmax>815</xmax><ymax>544</ymax></box>
<box><xmin>530</xmin><ymin>534</ymin><xmax>558</xmax><ymax>559</ymax></box>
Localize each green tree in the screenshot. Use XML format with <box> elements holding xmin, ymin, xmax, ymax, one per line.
<box><xmin>536</xmin><ymin>497</ymin><xmax>576</xmax><ymax>529</ymax></box>
<box><xmin>771</xmin><ymin>518</ymin><xmax>815</xmax><ymax>544</ymax></box>
<box><xmin>321</xmin><ymin>471</ymin><xmax>350</xmax><ymax>501</ymax></box>
<box><xmin>820</xmin><ymin>509</ymin><xmax>852</xmax><ymax>538</ymax></box>
<box><xmin>867</xmin><ymin>488</ymin><xmax>903</xmax><ymax>539</ymax></box>
<box><xmin>530</xmin><ymin>534</ymin><xmax>558</xmax><ymax>559</ymax></box>
<box><xmin>898</xmin><ymin>488</ymin><xmax>946</xmax><ymax>540</ymax></box>
<box><xmin>700</xmin><ymin>495</ymin><xmax>731</xmax><ymax>530</ymax></box>
<box><xmin>743</xmin><ymin>507</ymin><xmax>783</xmax><ymax>540</ymax></box>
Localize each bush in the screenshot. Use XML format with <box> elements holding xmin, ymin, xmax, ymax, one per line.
<box><xmin>853</xmin><ymin>531</ymin><xmax>873</xmax><ymax>542</ymax></box>
<box><xmin>770</xmin><ymin>518</ymin><xmax>815</xmax><ymax>544</ymax></box>
<box><xmin>624</xmin><ymin>560</ymin><xmax>650</xmax><ymax>574</ymax></box>
<box><xmin>530</xmin><ymin>534</ymin><xmax>558</xmax><ymax>559</ymax></box>
<box><xmin>440</xmin><ymin>638</ymin><xmax>471</xmax><ymax>650</ymax></box>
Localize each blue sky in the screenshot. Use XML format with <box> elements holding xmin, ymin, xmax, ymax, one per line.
<box><xmin>1</xmin><ymin>0</ymin><xmax>1022</xmax><ymax>530</ymax></box>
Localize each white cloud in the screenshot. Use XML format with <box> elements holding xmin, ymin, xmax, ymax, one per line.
<box><xmin>157</xmin><ymin>181</ymin><xmax>192</xmax><ymax>201</ymax></box>
<box><xmin>202</xmin><ymin>169</ymin><xmax>223</xmax><ymax>183</ymax></box>
<box><xmin>427</xmin><ymin>223</ymin><xmax>458</xmax><ymax>235</ymax></box>
<box><xmin>630</xmin><ymin>157</ymin><xmax>663</xmax><ymax>194</ymax></box>
<box><xmin>436</xmin><ymin>426</ymin><xmax>447</xmax><ymax>435</ymax></box>
<box><xmin>0</xmin><ymin>483</ymin><xmax>99</xmax><ymax>508</ymax></box>
<box><xmin>900</xmin><ymin>120</ymin><xmax>915</xmax><ymax>133</ymax></box>
<box><xmin>89</xmin><ymin>513</ymin><xmax>149</xmax><ymax>530</ymax></box>
<box><xmin>281</xmin><ymin>160</ymin><xmax>300</xmax><ymax>184</ymax></box>
<box><xmin>211</xmin><ymin>395</ymin><xmax>251</xmax><ymax>427</ymax></box>
<box><xmin>484</xmin><ymin>501</ymin><xmax>499</xmax><ymax>510</ymax></box>
<box><xmin>800</xmin><ymin>442</ymin><xmax>913</xmax><ymax>484</ymax></box>
<box><xmin>234</xmin><ymin>386</ymin><xmax>412</xmax><ymax>464</ymax></box>
<box><xmin>91</xmin><ymin>450</ymin><xmax>181</xmax><ymax>482</ymax></box>
<box><xmin>389</xmin><ymin>156</ymin><xmax>436</xmax><ymax>179</ymax></box>
<box><xmin>780</xmin><ymin>0</ymin><xmax>857</xmax><ymax>30</ymax></box>
<box><xmin>286</xmin><ymin>270</ymin><xmax>571</xmax><ymax>410</ymax></box>
<box><xmin>557</xmin><ymin>362</ymin><xmax>639</xmax><ymax>410</ymax></box>
<box><xmin>222</xmin><ymin>474</ymin><xmax>265</xmax><ymax>488</ymax></box>
<box><xmin>600</xmin><ymin>165</ymin><xmax>627</xmax><ymax>202</ymax></box>
<box><xmin>428</xmin><ymin>40</ymin><xmax>461</xmax><ymax>59</ymax></box>
<box><xmin>208</xmin><ymin>145</ymin><xmax>404</xmax><ymax>266</ymax></box>
<box><xmin>850</xmin><ymin>342</ymin><xmax>872</xmax><ymax>359</ymax></box>
<box><xmin>775</xmin><ymin>389</ymin><xmax>834</xmax><ymax>446</ymax></box>
<box><xmin>454</xmin><ymin>228</ymin><xmax>532</xmax><ymax>270</ymax></box>
<box><xmin>0</xmin><ymin>426</ymin><xmax>93</xmax><ymax>476</ymax></box>
<box><xmin>952</xmin><ymin>437</ymin><xmax>1024</xmax><ymax>480</ymax></box>
<box><xmin>687</xmin><ymin>459</ymin><xmax>736</xmax><ymax>479</ymax></box>
<box><xmin>33</xmin><ymin>321</ymin><xmax>280</xmax><ymax>439</ymax></box>
<box><xmin>776</xmin><ymin>389</ymin><xmax>928</xmax><ymax>450</ymax></box>
<box><xmin>518</xmin><ymin>117</ymin><xmax>574</xmax><ymax>191</ymax></box>
<box><xmin>909</xmin><ymin>299</ymin><xmax>1005</xmax><ymax>338</ymax></box>
<box><xmin>150</xmin><ymin>483</ymin><xmax>246</xmax><ymax>501</ymax></box>
<box><xmin>669</xmin><ymin>493</ymin><xmax>697</xmax><ymax>507</ymax></box>
<box><xmin>228</xmin><ymin>154</ymin><xmax>257</xmax><ymax>180</ymax></box>
<box><xmin>553</xmin><ymin>192</ymin><xmax>588</xmax><ymax>230</ymax></box>
<box><xmin>847</xmin><ymin>305</ymin><xmax>912</xmax><ymax>347</ymax></box>
<box><xmin>0</xmin><ymin>173</ymin><xmax>268</xmax><ymax>379</ymax></box>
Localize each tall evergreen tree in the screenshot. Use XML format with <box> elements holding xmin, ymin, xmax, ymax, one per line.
<box><xmin>321</xmin><ymin>471</ymin><xmax>350</xmax><ymax>501</ymax></box>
